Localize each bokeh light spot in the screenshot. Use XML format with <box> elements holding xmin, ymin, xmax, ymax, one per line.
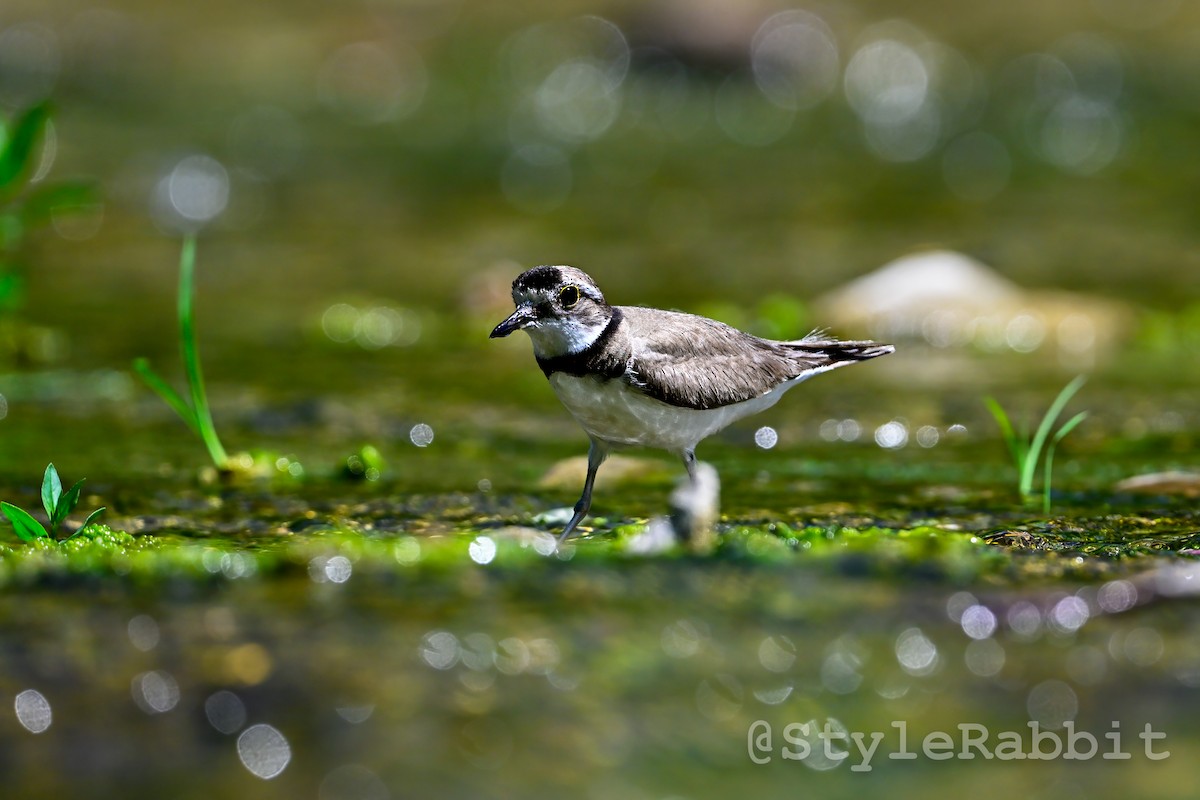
<box><xmin>14</xmin><ymin>689</ymin><xmax>51</xmax><ymax>734</ymax></box>
<box><xmin>753</xmin><ymin>426</ymin><xmax>778</xmax><ymax>450</ymax></box>
<box><xmin>205</xmin><ymin>690</ymin><xmax>248</xmax><ymax>735</ymax></box>
<box><xmin>237</xmin><ymin>724</ymin><xmax>292</xmax><ymax>779</ymax></box>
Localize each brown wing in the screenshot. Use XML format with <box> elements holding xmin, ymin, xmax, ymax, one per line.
<box><xmin>621</xmin><ymin>307</ymin><xmax>894</xmax><ymax>410</ymax></box>
<box><xmin>621</xmin><ymin>307</ymin><xmax>799</xmax><ymax>410</ymax></box>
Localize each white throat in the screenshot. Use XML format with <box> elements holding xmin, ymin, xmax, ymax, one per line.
<box><xmin>526</xmin><ymin>317</ymin><xmax>608</xmax><ymax>358</ymax></box>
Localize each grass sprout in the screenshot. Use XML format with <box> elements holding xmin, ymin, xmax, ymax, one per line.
<box><xmin>1</xmin><ymin>463</ymin><xmax>105</xmax><ymax>542</ymax></box>
<box><xmin>985</xmin><ymin>375</ymin><xmax>1089</xmax><ymax>514</ymax></box>
<box><xmin>133</xmin><ymin>235</ymin><xmax>230</xmax><ymax>470</ymax></box>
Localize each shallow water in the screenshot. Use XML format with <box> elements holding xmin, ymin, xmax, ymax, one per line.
<box><xmin>3</xmin><ymin>522</ymin><xmax>1200</xmax><ymax>799</ymax></box>
<box><xmin>2</xmin><ymin>382</ymin><xmax>1199</xmax><ymax>798</ymax></box>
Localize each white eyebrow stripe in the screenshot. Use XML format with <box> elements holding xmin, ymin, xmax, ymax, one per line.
<box><xmin>513</xmin><ymin>289</ymin><xmax>545</xmax><ymax>305</ymax></box>
<box><xmin>577</xmin><ymin>285</ymin><xmax>604</xmax><ymax>303</ymax></box>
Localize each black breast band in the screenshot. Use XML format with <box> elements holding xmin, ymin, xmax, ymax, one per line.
<box><xmin>536</xmin><ymin>308</ymin><xmax>626</xmax><ymax>380</ymax></box>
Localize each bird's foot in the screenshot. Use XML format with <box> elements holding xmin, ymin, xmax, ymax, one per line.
<box><xmin>557</xmin><ymin>500</ymin><xmax>592</xmax><ymax>543</ymax></box>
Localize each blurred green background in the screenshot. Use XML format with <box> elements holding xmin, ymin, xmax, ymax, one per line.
<box><xmin>2</xmin><ymin>1</ymin><xmax>1200</xmax><ymax>799</ymax></box>
<box><xmin>1</xmin><ymin>0</ymin><xmax>1197</xmax><ymax>471</ymax></box>
<box><xmin>5</xmin><ymin>0</ymin><xmax>1200</xmax><ymax>344</ymax></box>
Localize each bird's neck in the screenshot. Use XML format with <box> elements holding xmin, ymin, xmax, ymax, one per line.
<box><xmin>528</xmin><ymin>307</ymin><xmax>617</xmax><ymax>359</ymax></box>
<box><xmin>533</xmin><ymin>308</ymin><xmax>627</xmax><ymax>380</ymax></box>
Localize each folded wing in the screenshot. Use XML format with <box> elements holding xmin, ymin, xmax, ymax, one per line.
<box><xmin>622</xmin><ymin>307</ymin><xmax>893</xmax><ymax>411</ymax></box>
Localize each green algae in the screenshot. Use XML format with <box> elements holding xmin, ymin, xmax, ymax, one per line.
<box><xmin>3</xmin><ymin>502</ymin><xmax>1197</xmax><ymax>591</ymax></box>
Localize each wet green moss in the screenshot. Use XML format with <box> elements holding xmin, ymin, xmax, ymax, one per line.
<box><xmin>2</xmin><ymin>501</ymin><xmax>1196</xmax><ymax>590</ymax></box>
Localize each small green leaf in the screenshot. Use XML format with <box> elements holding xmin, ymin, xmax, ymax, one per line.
<box><xmin>65</xmin><ymin>507</ymin><xmax>106</xmax><ymax>541</ymax></box>
<box><xmin>0</xmin><ymin>103</ymin><xmax>50</xmax><ymax>193</ymax></box>
<box><xmin>54</xmin><ymin>479</ymin><xmax>85</xmax><ymax>528</ymax></box>
<box><xmin>1</xmin><ymin>501</ymin><xmax>48</xmax><ymax>542</ymax></box>
<box><xmin>41</xmin><ymin>463</ymin><xmax>62</xmax><ymax>520</ymax></box>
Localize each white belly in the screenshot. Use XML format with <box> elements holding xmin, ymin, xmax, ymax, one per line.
<box><xmin>548</xmin><ymin>373</ymin><xmax>807</xmax><ymax>452</ymax></box>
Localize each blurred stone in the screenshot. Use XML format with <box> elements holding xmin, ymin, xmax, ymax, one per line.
<box><xmin>822</xmin><ymin>250</ymin><xmax>1020</xmax><ymax>320</ymax></box>
<box><xmin>488</xmin><ymin>526</ymin><xmax>559</xmax><ymax>555</ymax></box>
<box><xmin>626</xmin><ymin>0</ymin><xmax>773</xmax><ymax>69</ymax></box>
<box><xmin>625</xmin><ymin>517</ymin><xmax>677</xmax><ymax>555</ymax></box>
<box><xmin>1145</xmin><ymin>560</ymin><xmax>1200</xmax><ymax>598</ymax></box>
<box><xmin>669</xmin><ymin>461</ymin><xmax>720</xmax><ymax>553</ymax></box>
<box><xmin>538</xmin><ymin>455</ymin><xmax>668</xmax><ymax>491</ymax></box>
<box><xmin>627</xmin><ymin>461</ymin><xmax>720</xmax><ymax>555</ymax></box>
<box><xmin>1114</xmin><ymin>471</ymin><xmax>1200</xmax><ymax>497</ymax></box>
<box><xmin>817</xmin><ymin>249</ymin><xmax>1133</xmax><ymax>364</ymax></box>
<box><xmin>531</xmin><ymin>507</ymin><xmax>574</xmax><ymax>527</ymax></box>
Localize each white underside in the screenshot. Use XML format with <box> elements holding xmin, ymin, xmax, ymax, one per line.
<box><xmin>548</xmin><ymin>369</ymin><xmax>836</xmax><ymax>453</ymax></box>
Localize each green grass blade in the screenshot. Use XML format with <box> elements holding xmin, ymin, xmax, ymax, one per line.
<box><xmin>64</xmin><ymin>507</ymin><xmax>106</xmax><ymax>541</ymax></box>
<box><xmin>1042</xmin><ymin>411</ymin><xmax>1089</xmax><ymax>514</ymax></box>
<box><xmin>0</xmin><ymin>102</ymin><xmax>50</xmax><ymax>193</ymax></box>
<box><xmin>55</xmin><ymin>479</ymin><xmax>85</xmax><ymax>528</ymax></box>
<box><xmin>41</xmin><ymin>463</ymin><xmax>61</xmax><ymax>520</ymax></box>
<box><xmin>177</xmin><ymin>235</ymin><xmax>229</xmax><ymax>469</ymax></box>
<box><xmin>1</xmin><ymin>501</ymin><xmax>48</xmax><ymax>542</ymax></box>
<box><xmin>132</xmin><ymin>357</ymin><xmax>200</xmax><ymax>434</ymax></box>
<box><xmin>1041</xmin><ymin>451</ymin><xmax>1054</xmax><ymax>515</ymax></box>
<box><xmin>1053</xmin><ymin>410</ymin><xmax>1089</xmax><ymax>445</ymax></box>
<box><xmin>984</xmin><ymin>396</ymin><xmax>1024</xmax><ymax>470</ymax></box>
<box><xmin>983</xmin><ymin>396</ymin><xmax>1015</xmax><ymax>443</ymax></box>
<box><xmin>1022</xmin><ymin>375</ymin><xmax>1087</xmax><ymax>497</ymax></box>
<box><xmin>984</xmin><ymin>391</ymin><xmax>1032</xmax><ymax>479</ymax></box>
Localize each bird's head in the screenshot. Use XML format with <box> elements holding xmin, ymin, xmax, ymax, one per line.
<box><xmin>489</xmin><ymin>265</ymin><xmax>613</xmax><ymax>357</ymax></box>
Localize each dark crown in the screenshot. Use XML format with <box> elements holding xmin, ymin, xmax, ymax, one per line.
<box><xmin>513</xmin><ymin>266</ymin><xmax>564</xmax><ymax>293</ymax></box>
<box><xmin>513</xmin><ymin>265</ymin><xmax>606</xmax><ymax>305</ymax></box>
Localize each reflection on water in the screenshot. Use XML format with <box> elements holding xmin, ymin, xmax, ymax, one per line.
<box><xmin>3</xmin><ymin>557</ymin><xmax>1199</xmax><ymax>796</ymax></box>
<box><xmin>237</xmin><ymin>723</ymin><xmax>292</xmax><ymax>780</ymax></box>
<box><xmin>13</xmin><ymin>688</ymin><xmax>52</xmax><ymax>734</ymax></box>
<box><xmin>1</xmin><ymin>0</ymin><xmax>1199</xmax><ymax>797</ymax></box>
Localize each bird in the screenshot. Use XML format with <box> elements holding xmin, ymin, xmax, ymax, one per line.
<box><xmin>490</xmin><ymin>265</ymin><xmax>894</xmax><ymax>542</ymax></box>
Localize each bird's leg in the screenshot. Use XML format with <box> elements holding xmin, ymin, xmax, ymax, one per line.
<box><xmin>681</xmin><ymin>448</ymin><xmax>698</xmax><ymax>485</ymax></box>
<box><xmin>559</xmin><ymin>439</ymin><xmax>609</xmax><ymax>542</ymax></box>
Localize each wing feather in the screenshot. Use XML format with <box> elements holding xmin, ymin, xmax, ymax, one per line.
<box><xmin>620</xmin><ymin>307</ymin><xmax>893</xmax><ymax>410</ymax></box>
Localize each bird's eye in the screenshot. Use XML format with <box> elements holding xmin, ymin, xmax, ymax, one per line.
<box><xmin>559</xmin><ymin>285</ymin><xmax>580</xmax><ymax>309</ymax></box>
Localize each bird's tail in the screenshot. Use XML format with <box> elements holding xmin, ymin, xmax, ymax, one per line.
<box><xmin>778</xmin><ymin>335</ymin><xmax>895</xmax><ymax>374</ymax></box>
<box><xmin>788</xmin><ymin>339</ymin><xmax>895</xmax><ymax>360</ymax></box>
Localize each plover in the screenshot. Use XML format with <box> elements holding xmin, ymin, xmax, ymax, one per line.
<box><xmin>490</xmin><ymin>265</ymin><xmax>894</xmax><ymax>541</ymax></box>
